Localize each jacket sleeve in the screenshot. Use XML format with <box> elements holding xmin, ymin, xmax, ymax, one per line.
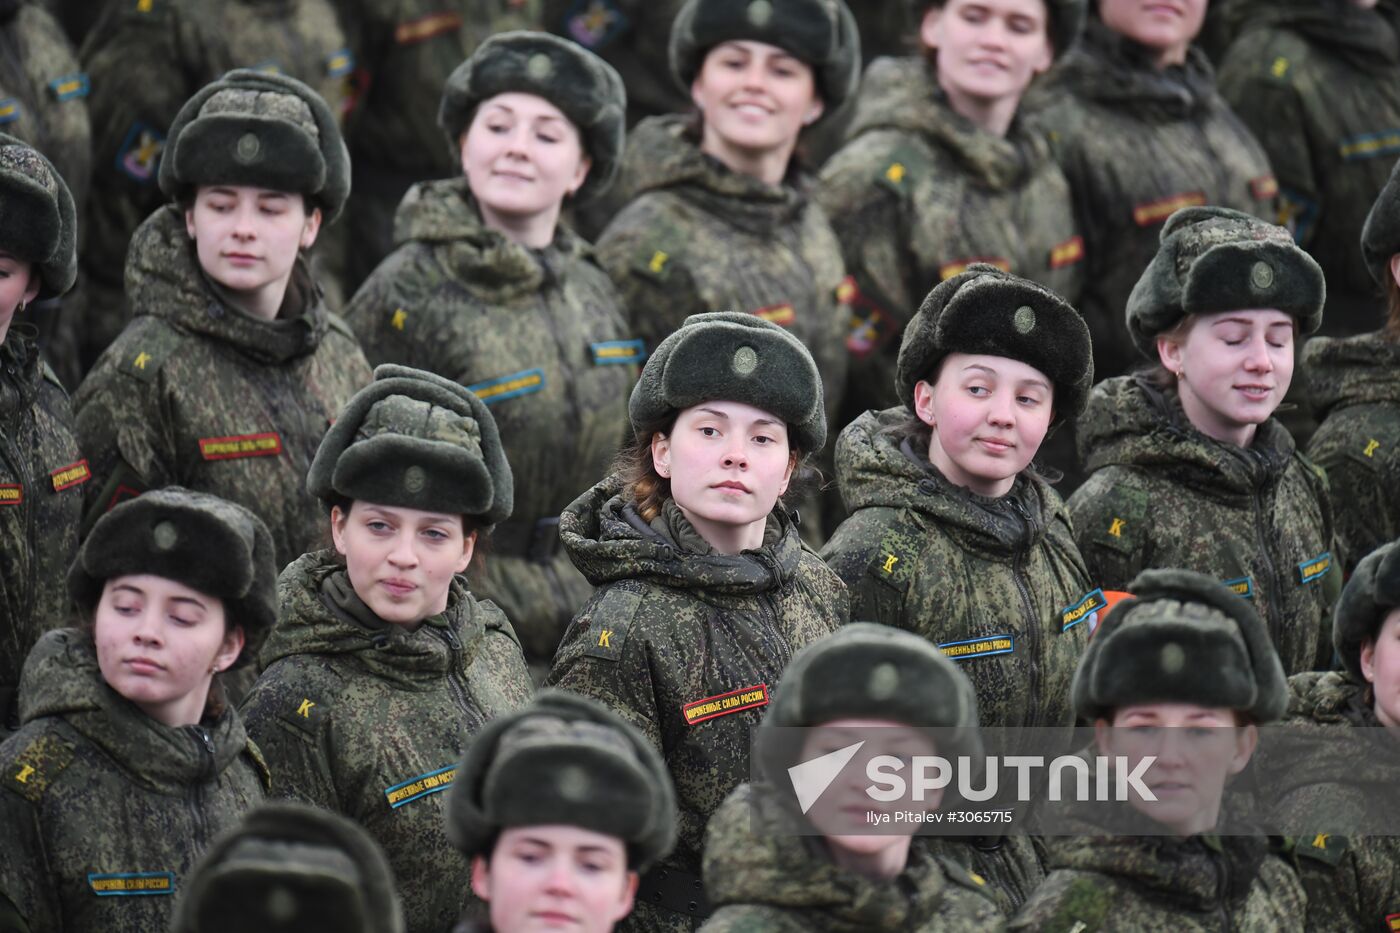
<box><xmin>1007</xmin><ymin>870</ymin><xmax>1114</xmax><ymax>932</ymax></box>
<box><xmin>819</xmin><ymin>508</ymin><xmax>910</xmax><ymax>630</ymax></box>
<box><xmin>1066</xmin><ymin>474</ymin><xmax>1147</xmax><ymax>592</ymax></box>
<box><xmin>594</xmin><ymin>215</ymin><xmax>707</xmax><ymax>358</ymax></box>
<box><xmin>0</xmin><ymin>787</ymin><xmax>58</xmax><ymax>932</ymax></box>
<box><xmin>468</xmin><ymin>606</ymin><xmax>534</xmax><ymax>717</ymax></box>
<box><xmin>238</xmin><ymin>673</ymin><xmax>342</xmax><ymax>812</ymax></box>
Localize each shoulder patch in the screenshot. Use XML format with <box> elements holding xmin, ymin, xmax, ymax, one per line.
<box><xmin>325</xmin><ymin>48</ymin><xmax>354</xmax><ymax>78</ymax></box>
<box><xmin>384</xmin><ymin>763</ymin><xmax>457</xmax><ymax>809</ymax></box>
<box><xmin>876</xmin><ymin>143</ymin><xmax>928</xmax><ymax>196</ymax></box>
<box><xmin>563</xmin><ymin>0</ymin><xmax>630</xmax><ymax>50</ymax></box>
<box><xmin>864</xmin><ymin>515</ymin><xmax>921</xmax><ymax>593</ymax></box>
<box><xmin>467</xmin><ymin>368</ymin><xmax>546</xmax><ymax>405</ymax></box>
<box><xmin>1087</xmin><ymin>483</ymin><xmax>1149</xmax><ymax>554</ymax></box>
<box><xmin>582</xmin><ymin>586</ymin><xmax>640</xmax><ymax>661</ymax></box>
<box><xmin>116</xmin><ymin>336</ymin><xmax>175</xmax><ymax>383</ymax></box>
<box><xmin>278</xmin><ymin>694</ymin><xmax>328</xmax><ymax>736</ymax></box>
<box><xmin>48</xmin><ymin>73</ymin><xmax>90</xmax><ymax>102</ymax></box>
<box><xmin>1060</xmin><ymin>588</ymin><xmax>1106</xmax><ymax>633</ymax></box>
<box><xmin>115</xmin><ymin>122</ymin><xmax>166</xmax><ymax>184</ymax></box>
<box><xmin>1294</xmin><ymin>832</ymin><xmax>1348</xmax><ymax>867</ymax></box>
<box><xmin>0</xmin><ymin>98</ymin><xmax>21</xmax><ymax>125</ymax></box>
<box><xmin>633</xmin><ymin>246</ymin><xmax>677</xmax><ymax>284</ymax></box>
<box><xmin>3</xmin><ymin>733</ymin><xmax>76</xmax><ymax>804</ymax></box>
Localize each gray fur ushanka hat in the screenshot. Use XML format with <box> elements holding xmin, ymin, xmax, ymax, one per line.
<box><xmin>439</xmin><ymin>31</ymin><xmax>627</xmax><ymax>203</ymax></box>
<box><xmin>1362</xmin><ymin>156</ymin><xmax>1400</xmax><ymax>290</ymax></box>
<box><xmin>308</xmin><ymin>364</ymin><xmax>514</xmax><ymax>526</ymax></box>
<box><xmin>0</xmin><ymin>132</ymin><xmax>77</xmax><ymax>299</ymax></box>
<box><xmin>630</xmin><ymin>311</ymin><xmax>827</xmax><ymax>452</ymax></box>
<box><xmin>1072</xmin><ymin>568</ymin><xmax>1288</xmax><ymax>723</ymax></box>
<box><xmin>447</xmin><ymin>690</ymin><xmax>677</xmax><ymax>872</ymax></box>
<box><xmin>1333</xmin><ymin>539</ymin><xmax>1400</xmax><ymax>682</ymax></box>
<box><xmin>1126</xmin><ymin>206</ymin><xmax>1325</xmax><ymax>358</ymax></box>
<box><xmin>670</xmin><ymin>0</ymin><xmax>862</xmax><ymax>117</ymax></box>
<box><xmin>160</xmin><ymin>69</ymin><xmax>351</xmax><ymax>221</ymax></box>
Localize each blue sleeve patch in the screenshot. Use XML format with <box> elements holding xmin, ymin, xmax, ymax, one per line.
<box><xmin>48</xmin><ymin>73</ymin><xmax>90</xmax><ymax>101</ymax></box>
<box><xmin>1060</xmin><ymin>588</ymin><xmax>1105</xmax><ymax>633</ymax></box>
<box><xmin>116</xmin><ymin>122</ymin><xmax>165</xmax><ymax>183</ymax></box>
<box><xmin>467</xmin><ymin>368</ymin><xmax>546</xmax><ymax>405</ymax></box>
<box><xmin>1223</xmin><ymin>576</ymin><xmax>1255</xmax><ymax>599</ymax></box>
<box><xmin>1278</xmin><ymin>187</ymin><xmax>1319</xmax><ymax>244</ymax></box>
<box><xmin>938</xmin><ymin>634</ymin><xmax>1015</xmax><ymax>661</ymax></box>
<box><xmin>590</xmin><ymin>339</ymin><xmax>646</xmax><ymax>366</ymax></box>
<box><xmin>1297</xmin><ymin>552</ymin><xmax>1332</xmax><ymax>585</ymax></box>
<box><xmin>88</xmin><ymin>871</ymin><xmax>176</xmax><ymax>896</ymax></box>
<box><xmin>1339</xmin><ymin>129</ymin><xmax>1400</xmax><ymax>162</ymax></box>
<box><xmin>249</xmin><ymin>60</ymin><xmax>282</xmax><ymax>75</ymax></box>
<box><xmin>326</xmin><ymin>48</ymin><xmax>354</xmax><ymax>78</ymax></box>
<box><xmin>0</xmin><ymin>99</ymin><xmax>20</xmax><ymax>125</ymax></box>
<box><xmin>563</xmin><ymin>0</ymin><xmax>630</xmax><ymax>50</ymax></box>
<box><xmin>384</xmin><ymin>763</ymin><xmax>457</xmax><ymax>809</ymax></box>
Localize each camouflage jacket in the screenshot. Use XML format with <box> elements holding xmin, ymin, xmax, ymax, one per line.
<box><xmin>72</xmin><ymin>205</ymin><xmax>372</xmax><ymax>572</ymax></box>
<box><xmin>239</xmin><ymin>549</ymin><xmax>532</xmax><ymax>933</ymax></box>
<box><xmin>595</xmin><ymin>114</ymin><xmax>852</xmax><ymax>427</ymax></box>
<box><xmin>0</xmin><ymin>329</ymin><xmax>82</xmax><ymax>733</ymax></box>
<box><xmin>1256</xmin><ymin>671</ymin><xmax>1400</xmax><ymax>933</ymax></box>
<box><xmin>821</xmin><ymin>409</ymin><xmax>1095</xmax><ymax>730</ymax></box>
<box><xmin>77</xmin><ymin>0</ymin><xmax>350</xmax><ymax>363</ymax></box>
<box><xmin>1218</xmin><ymin>0</ymin><xmax>1400</xmax><ymax>335</ymax></box>
<box><xmin>1010</xmin><ymin>809</ymin><xmax>1307</xmax><ymax>932</ymax></box>
<box><xmin>1026</xmin><ymin>18</ymin><xmax>1275</xmax><ymax>379</ymax></box>
<box><xmin>545</xmin><ymin>475</ymin><xmax>848</xmax><ymax>933</ymax></box>
<box><xmin>345</xmin><ymin>178</ymin><xmax>638</xmax><ymax>664</ymax></box>
<box><xmin>1303</xmin><ymin>331</ymin><xmax>1400</xmax><ymax>574</ymax></box>
<box><xmin>1069</xmin><ymin>375</ymin><xmax>1337</xmax><ymax>674</ymax></box>
<box><xmin>816</xmin><ymin>57</ymin><xmax>1084</xmax><ymax>414</ymax></box>
<box><xmin>0</xmin><ymin>629</ymin><xmax>267</xmax><ymax>933</ymax></box>
<box><xmin>699</xmin><ymin>782</ymin><xmax>1006</xmax><ymax>932</ymax></box>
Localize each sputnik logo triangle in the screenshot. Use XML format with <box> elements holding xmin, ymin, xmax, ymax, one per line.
<box><xmin>787</xmin><ymin>741</ymin><xmax>865</xmax><ymax>814</ymax></box>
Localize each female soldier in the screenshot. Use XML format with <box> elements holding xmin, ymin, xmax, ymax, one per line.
<box><xmin>1070</xmin><ymin>207</ymin><xmax>1336</xmax><ymax>675</ymax></box>
<box><xmin>73</xmin><ymin>69</ymin><xmax>371</xmax><ymax>574</ymax></box>
<box><xmin>239</xmin><ymin>364</ymin><xmax>533</xmax><ymax>933</ymax></box>
<box><xmin>701</xmin><ymin>623</ymin><xmax>1006</xmax><ymax>930</ymax></box>
<box><xmin>0</xmin><ymin>134</ymin><xmax>80</xmax><ymax>739</ymax></box>
<box><xmin>546</xmin><ymin>313</ymin><xmax>848</xmax><ymax>931</ymax></box>
<box><xmin>593</xmin><ymin>0</ymin><xmax>861</xmax><ymax>523</ymax></box>
<box><xmin>1305</xmin><ymin>161</ymin><xmax>1400</xmax><ymax>571</ymax></box>
<box><xmin>446</xmin><ymin>690</ymin><xmax>677</xmax><ymax>933</ymax></box>
<box><xmin>346</xmin><ymin>32</ymin><xmax>636</xmax><ymax>673</ymax></box>
<box><xmin>818</xmin><ymin>0</ymin><xmax>1086</xmax><ymax>422</ymax></box>
<box><xmin>819</xmin><ymin>266</ymin><xmax>1096</xmax><ymax>910</ymax></box>
<box><xmin>0</xmin><ymin>487</ymin><xmax>275</xmax><ymax>932</ymax></box>
<box><xmin>1010</xmin><ymin>569</ymin><xmax>1304</xmax><ymax>930</ymax></box>
<box><xmin>1025</xmin><ymin>0</ymin><xmax>1274</xmax><ymax>383</ymax></box>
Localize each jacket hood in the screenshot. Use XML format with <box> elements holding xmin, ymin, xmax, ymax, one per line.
<box><xmin>560</xmin><ymin>473</ymin><xmax>805</xmax><ymax>597</ymax></box>
<box><xmin>1271</xmin><ymin>670</ymin><xmax>1400</xmax><ymax>795</ymax></box>
<box><xmin>846</xmin><ymin>56</ymin><xmax>1048</xmax><ymax>191</ymax></box>
<box><xmin>18</xmin><ymin>628</ymin><xmax>256</xmax><ymax>793</ymax></box>
<box><xmin>125</xmin><ymin>205</ymin><xmax>328</xmax><ymax>365</ymax></box>
<box><xmin>392</xmin><ymin>176</ymin><xmax>593</xmax><ymax>302</ymax></box>
<box><xmin>1303</xmin><ymin>331</ymin><xmax>1400</xmax><ymax>419</ymax></box>
<box><xmin>836</xmin><ymin>407</ymin><xmax>1062</xmax><ymax>557</ymax></box>
<box><xmin>615</xmin><ymin>114</ymin><xmax>808</xmax><ymax>236</ymax></box>
<box><xmin>260</xmin><ymin>549</ymin><xmax>489</xmax><ymax>686</ymax></box>
<box><xmin>1231</xmin><ymin>0</ymin><xmax>1400</xmax><ymax>67</ymax></box>
<box><xmin>1078</xmin><ymin>375</ymin><xmax>1296</xmax><ymax>498</ymax></box>
<box><xmin>1045</xmin><ymin>17</ymin><xmax>1219</xmax><ymax>117</ymax></box>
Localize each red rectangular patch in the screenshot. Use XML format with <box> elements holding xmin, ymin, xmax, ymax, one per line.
<box><xmin>939</xmin><ymin>257</ymin><xmax>1010</xmax><ymax>281</ymax></box>
<box><xmin>1132</xmin><ymin>191</ymin><xmax>1206</xmax><ymax>226</ymax></box>
<box><xmin>395</xmin><ymin>11</ymin><xmax>462</xmax><ymax>44</ymax></box>
<box><xmin>1387</xmin><ymin>913</ymin><xmax>1400</xmax><ymax>932</ymax></box>
<box><xmin>1049</xmin><ymin>235</ymin><xmax>1085</xmax><ymax>269</ymax></box>
<box><xmin>49</xmin><ymin>459</ymin><xmax>91</xmax><ymax>492</ymax></box>
<box><xmin>199</xmin><ymin>432</ymin><xmax>283</xmax><ymax>461</ymax></box>
<box><xmin>0</xmin><ymin>484</ymin><xmax>21</xmax><ymax>506</ymax></box>
<box><xmin>682</xmin><ymin>684</ymin><xmax>769</xmax><ymax>726</ymax></box>
<box><xmin>752</xmin><ymin>304</ymin><xmax>795</xmax><ymax>327</ymax></box>
<box><xmin>1250</xmin><ymin>174</ymin><xmax>1279</xmax><ymax>201</ymax></box>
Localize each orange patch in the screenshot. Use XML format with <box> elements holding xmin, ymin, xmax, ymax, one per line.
<box><xmin>835</xmin><ymin>275</ymin><xmax>858</xmax><ymax>304</ymax></box>
<box><xmin>0</xmin><ymin>484</ymin><xmax>21</xmax><ymax>506</ymax></box>
<box><xmin>1049</xmin><ymin>235</ymin><xmax>1085</xmax><ymax>269</ymax></box>
<box><xmin>199</xmin><ymin>432</ymin><xmax>283</xmax><ymax>461</ymax></box>
<box><xmin>1132</xmin><ymin>191</ymin><xmax>1206</xmax><ymax>227</ymax></box>
<box><xmin>939</xmin><ymin>257</ymin><xmax>1010</xmax><ymax>280</ymax></box>
<box><xmin>395</xmin><ymin>11</ymin><xmax>462</xmax><ymax>44</ymax></box>
<box><xmin>1387</xmin><ymin>913</ymin><xmax>1400</xmax><ymax>932</ymax></box>
<box><xmin>682</xmin><ymin>684</ymin><xmax>769</xmax><ymax>725</ymax></box>
<box><xmin>1250</xmin><ymin>175</ymin><xmax>1279</xmax><ymax>201</ymax></box>
<box><xmin>752</xmin><ymin>303</ymin><xmax>796</xmax><ymax>327</ymax></box>
<box><xmin>49</xmin><ymin>459</ymin><xmax>91</xmax><ymax>493</ymax></box>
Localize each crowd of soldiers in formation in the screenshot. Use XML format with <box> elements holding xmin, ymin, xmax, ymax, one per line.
<box><xmin>1</xmin><ymin>0</ymin><xmax>1400</xmax><ymax>930</ymax></box>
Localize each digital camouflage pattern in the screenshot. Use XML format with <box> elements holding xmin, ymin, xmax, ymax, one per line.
<box><xmin>1258</xmin><ymin>671</ymin><xmax>1400</xmax><ymax>933</ymax></box>
<box><xmin>332</xmin><ymin>0</ymin><xmax>541</xmax><ymax>293</ymax></box>
<box><xmin>0</xmin><ymin>629</ymin><xmax>267</xmax><ymax>933</ymax></box>
<box><xmin>821</xmin><ymin>408</ymin><xmax>1095</xmax><ymax>731</ymax></box>
<box><xmin>1304</xmin><ymin>332</ymin><xmax>1400</xmax><ymax>574</ymax></box>
<box><xmin>1217</xmin><ymin>0</ymin><xmax>1400</xmax><ymax>337</ymax></box>
<box><xmin>545</xmin><ymin>475</ymin><xmax>847</xmax><ymax>933</ymax></box>
<box><xmin>76</xmin><ymin>0</ymin><xmax>351</xmax><ymax>372</ymax></box>
<box><xmin>239</xmin><ymin>549</ymin><xmax>532</xmax><ymax>933</ymax></box>
<box><xmin>816</xmin><ymin>57</ymin><xmax>1084</xmax><ymax>417</ymax></box>
<box><xmin>699</xmin><ymin>782</ymin><xmax>1006</xmax><ymax>932</ymax></box>
<box><xmin>0</xmin><ymin>330</ymin><xmax>82</xmax><ymax>738</ymax></box>
<box><xmin>1069</xmin><ymin>375</ymin><xmax>1338</xmax><ymax>675</ymax></box>
<box><xmin>595</xmin><ymin>115</ymin><xmax>852</xmax><ymax>434</ymax></box>
<box><xmin>1026</xmin><ymin>18</ymin><xmax>1275</xmax><ymax>379</ymax></box>
<box><xmin>72</xmin><ymin>205</ymin><xmax>372</xmax><ymax>573</ymax></box>
<box><xmin>345</xmin><ymin>178</ymin><xmax>637</xmax><ymax>667</ymax></box>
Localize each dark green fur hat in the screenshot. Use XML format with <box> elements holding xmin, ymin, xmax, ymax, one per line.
<box><xmin>1362</xmin><ymin>157</ymin><xmax>1400</xmax><ymax>290</ymax></box>
<box><xmin>308</xmin><ymin>364</ymin><xmax>514</xmax><ymax>526</ymax></box>
<box><xmin>759</xmin><ymin>623</ymin><xmax>984</xmax><ymax>781</ymax></box>
<box><xmin>0</xmin><ymin>133</ymin><xmax>77</xmax><ymax>299</ymax></box>
<box><xmin>160</xmin><ymin>69</ymin><xmax>351</xmax><ymax>221</ymax></box>
<box><xmin>67</xmin><ymin>487</ymin><xmax>277</xmax><ymax>667</ymax></box>
<box><xmin>670</xmin><ymin>0</ymin><xmax>862</xmax><ymax>116</ymax></box>
<box><xmin>1072</xmin><ymin>568</ymin><xmax>1288</xmax><ymax>723</ymax></box>
<box><xmin>169</xmin><ymin>803</ymin><xmax>404</xmax><ymax>933</ymax></box>
<box><xmin>1333</xmin><ymin>539</ymin><xmax>1400</xmax><ymax>682</ymax></box>
<box><xmin>630</xmin><ymin>311</ymin><xmax>826</xmax><ymax>452</ymax></box>
<box><xmin>895</xmin><ymin>264</ymin><xmax>1093</xmax><ymax>425</ymax></box>
<box><xmin>1126</xmin><ymin>206</ymin><xmax>1325</xmax><ymax>358</ymax></box>
<box><xmin>447</xmin><ymin>690</ymin><xmax>677</xmax><ymax>873</ymax></box>
<box><xmin>912</xmin><ymin>0</ymin><xmax>1087</xmax><ymax>57</ymax></box>
<box><xmin>439</xmin><ymin>31</ymin><xmax>627</xmax><ymax>203</ymax></box>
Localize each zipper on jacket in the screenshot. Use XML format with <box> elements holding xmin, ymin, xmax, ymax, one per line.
<box><xmin>750</xmin><ymin>550</ymin><xmax>794</xmax><ymax>670</ymax></box>
<box><xmin>0</xmin><ymin>376</ymin><xmax>39</xmax><ymax>641</ymax></box>
<box><xmin>1009</xmin><ymin>498</ymin><xmax>1042</xmax><ymax>727</ymax></box>
<box><xmin>1250</xmin><ymin>468</ymin><xmax>1288</xmax><ymax>658</ymax></box>
<box><xmin>428</xmin><ymin>624</ymin><xmax>486</xmax><ymax>733</ymax></box>
<box><xmin>187</xmin><ymin>725</ymin><xmax>216</xmax><ymax>849</ymax></box>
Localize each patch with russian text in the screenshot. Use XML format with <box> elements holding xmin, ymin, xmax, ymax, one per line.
<box><xmin>49</xmin><ymin>73</ymin><xmax>90</xmax><ymax>102</ymax></box>
<box><xmin>939</xmin><ymin>257</ymin><xmax>1010</xmax><ymax>280</ymax></box>
<box><xmin>50</xmin><ymin>459</ymin><xmax>91</xmax><ymax>493</ymax></box>
<box><xmin>0</xmin><ymin>99</ymin><xmax>19</xmax><ymax>124</ymax></box>
<box><xmin>1061</xmin><ymin>589</ymin><xmax>1105</xmax><ymax>633</ymax></box>
<box><xmin>88</xmin><ymin>872</ymin><xmax>175</xmax><ymax>896</ymax></box>
<box><xmin>682</xmin><ymin>684</ymin><xmax>769</xmax><ymax>725</ymax></box>
<box><xmin>1340</xmin><ymin>129</ymin><xmax>1400</xmax><ymax>162</ymax></box>
<box><xmin>0</xmin><ymin>484</ymin><xmax>21</xmax><ymax>505</ymax></box>
<box><xmin>1297</xmin><ymin>552</ymin><xmax>1331</xmax><ymax>585</ymax></box>
<box><xmin>385</xmin><ymin>765</ymin><xmax>456</xmax><ymax>809</ymax></box>
<box><xmin>325</xmin><ymin>48</ymin><xmax>354</xmax><ymax>78</ymax></box>
<box><xmin>199</xmin><ymin>432</ymin><xmax>282</xmax><ymax>461</ymax></box>
<box><xmin>1249</xmin><ymin>175</ymin><xmax>1278</xmax><ymax>201</ymax></box>
<box><xmin>1049</xmin><ymin>235</ymin><xmax>1084</xmax><ymax>270</ymax></box>
<box><xmin>1132</xmin><ymin>191</ymin><xmax>1205</xmax><ymax>226</ymax></box>
<box><xmin>938</xmin><ymin>635</ymin><xmax>1014</xmax><ymax>661</ymax></box>
<box><xmin>1386</xmin><ymin>912</ymin><xmax>1400</xmax><ymax>932</ymax></box>
<box><xmin>468</xmin><ymin>368</ymin><xmax>545</xmax><ymax>405</ymax></box>
<box><xmin>395</xmin><ymin>11</ymin><xmax>462</xmax><ymax>44</ymax></box>
<box><xmin>590</xmin><ymin>339</ymin><xmax>645</xmax><ymax>366</ymax></box>
<box><xmin>1223</xmin><ymin>576</ymin><xmax>1254</xmax><ymax>599</ymax></box>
